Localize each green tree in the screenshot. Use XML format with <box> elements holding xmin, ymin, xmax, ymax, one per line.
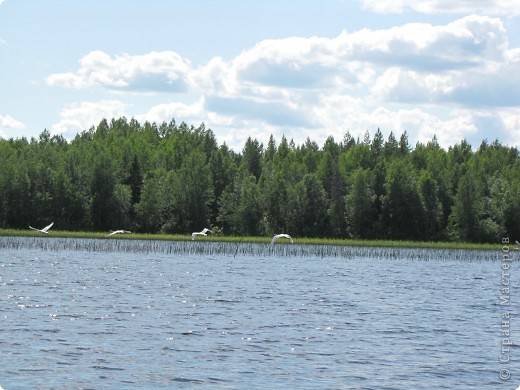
<box><xmin>318</xmin><ymin>136</ymin><xmax>346</xmax><ymax>237</ymax></box>
<box><xmin>241</xmin><ymin>137</ymin><xmax>263</xmax><ymax>181</ymax></box>
<box><xmin>111</xmin><ymin>184</ymin><xmax>132</xmax><ymax>229</ymax></box>
<box><xmin>264</xmin><ymin>134</ymin><xmax>276</xmax><ymax>163</ymax></box>
<box><xmin>209</xmin><ymin>144</ymin><xmax>238</xmax><ymax>224</ymax></box>
<box><xmin>301</xmin><ymin>137</ymin><xmax>320</xmax><ymax>173</ymax></box>
<box><xmin>52</xmin><ymin>168</ymin><xmax>87</xmax><ymax>229</ymax></box>
<box><xmin>260</xmin><ymin>169</ymin><xmax>289</xmax><ymax>234</ymax></box>
<box><xmin>2</xmin><ymin>162</ymin><xmax>32</xmax><ymax>228</ymax></box>
<box><xmin>91</xmin><ymin>155</ymin><xmax>117</xmax><ymax>230</ymax></box>
<box><xmin>384</xmin><ymin>131</ymin><xmax>399</xmax><ymax>158</ymax></box>
<box><xmin>371</xmin><ymin>128</ymin><xmax>384</xmax><ymax>162</ymax></box>
<box><xmin>448</xmin><ymin>172</ymin><xmax>482</xmax><ymax>242</ymax></box>
<box><xmin>418</xmin><ymin>171</ymin><xmax>443</xmax><ymax>240</ymax></box>
<box><xmin>382</xmin><ymin>160</ymin><xmax>425</xmax><ymax>240</ymax></box>
<box><xmin>219</xmin><ymin>173</ymin><xmax>262</xmax><ymax>236</ymax></box>
<box><xmin>345</xmin><ymin>169</ymin><xmax>377</xmax><ymax>238</ymax></box>
<box><xmin>399</xmin><ymin>131</ymin><xmax>411</xmax><ymax>155</ymax></box>
<box><xmin>1</xmin><ymin>117</ymin><xmax>519</xmax><ymax>244</ymax></box>
<box><xmin>290</xmin><ymin>174</ymin><xmax>328</xmax><ymax>237</ymax></box>
<box><xmin>164</xmin><ymin>151</ymin><xmax>214</xmax><ymax>233</ymax></box>
<box><xmin>503</xmin><ymin>179</ymin><xmax>520</xmax><ymax>240</ymax></box>
<box><xmin>126</xmin><ymin>154</ymin><xmax>143</xmax><ymax>206</ymax></box>
<box><xmin>135</xmin><ymin>169</ymin><xmax>166</xmax><ymax>232</ymax></box>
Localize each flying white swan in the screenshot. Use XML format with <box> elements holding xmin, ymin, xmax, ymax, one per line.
<box><xmin>29</xmin><ymin>222</ymin><xmax>54</xmax><ymax>234</ymax></box>
<box><xmin>271</xmin><ymin>233</ymin><xmax>293</xmax><ymax>244</ymax></box>
<box><xmin>192</xmin><ymin>228</ymin><xmax>212</xmax><ymax>240</ymax></box>
<box><xmin>107</xmin><ymin>230</ymin><xmax>132</xmax><ymax>236</ymax></box>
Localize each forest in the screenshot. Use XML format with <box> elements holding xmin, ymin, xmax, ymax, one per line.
<box><xmin>0</xmin><ymin>117</ymin><xmax>519</xmax><ymax>243</ymax></box>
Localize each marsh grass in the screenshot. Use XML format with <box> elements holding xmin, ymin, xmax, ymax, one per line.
<box><xmin>0</xmin><ymin>228</ymin><xmax>499</xmax><ymax>252</ymax></box>
<box><xmin>0</xmin><ymin>234</ymin><xmax>498</xmax><ymax>261</ymax></box>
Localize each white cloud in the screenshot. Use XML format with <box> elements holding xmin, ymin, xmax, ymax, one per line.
<box><xmin>499</xmin><ymin>109</ymin><xmax>520</xmax><ymax>145</ymax></box>
<box><xmin>0</xmin><ymin>114</ymin><xmax>24</xmax><ymax>130</ymax></box>
<box><xmin>137</xmin><ymin>98</ymin><xmax>205</xmax><ymax>126</ymax></box>
<box><xmin>372</xmin><ymin>47</ymin><xmax>520</xmax><ymax>108</ymax></box>
<box><xmin>46</xmin><ymin>15</ymin><xmax>520</xmax><ymax>150</ymax></box>
<box><xmin>445</xmin><ymin>53</ymin><xmax>520</xmax><ymax>107</ymax></box>
<box><xmin>46</xmin><ymin>16</ymin><xmax>508</xmax><ymax>96</ymax></box>
<box><xmin>204</xmin><ymin>15</ymin><xmax>512</xmax><ymax>147</ymax></box>
<box><xmin>46</xmin><ymin>51</ymin><xmax>193</xmax><ymax>93</ymax></box>
<box><xmin>193</xmin><ymin>56</ymin><xmax>236</xmax><ymax>95</ymax></box>
<box><xmin>0</xmin><ymin>114</ymin><xmax>25</xmax><ymax>138</ymax></box>
<box><xmin>208</xmin><ymin>15</ymin><xmax>507</xmax><ymax>108</ymax></box>
<box><xmin>394</xmin><ymin>108</ymin><xmax>478</xmax><ymax>147</ymax></box>
<box><xmin>204</xmin><ymin>94</ymin><xmax>311</xmax><ymax>128</ymax></box>
<box><xmin>336</xmin><ymin>15</ymin><xmax>507</xmax><ymax>69</ymax></box>
<box><xmin>51</xmin><ymin>100</ymin><xmax>126</xmax><ymax>138</ymax></box>
<box><xmin>232</xmin><ymin>35</ymin><xmax>347</xmax><ymax>89</ymax></box>
<box><xmin>308</xmin><ymin>94</ymin><xmax>479</xmax><ymax>148</ymax></box>
<box><xmin>362</xmin><ymin>0</ymin><xmax>520</xmax><ymax>15</ymax></box>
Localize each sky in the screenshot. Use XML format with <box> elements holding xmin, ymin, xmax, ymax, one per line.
<box><xmin>1</xmin><ymin>0</ymin><xmax>520</xmax><ymax>151</ymax></box>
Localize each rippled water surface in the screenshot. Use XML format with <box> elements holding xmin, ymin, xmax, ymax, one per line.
<box><xmin>1</xmin><ymin>244</ymin><xmax>519</xmax><ymax>389</ymax></box>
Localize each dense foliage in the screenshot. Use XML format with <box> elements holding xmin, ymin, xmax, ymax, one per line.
<box><xmin>1</xmin><ymin>117</ymin><xmax>519</xmax><ymax>243</ymax></box>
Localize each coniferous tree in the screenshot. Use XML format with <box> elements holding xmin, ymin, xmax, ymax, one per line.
<box><xmin>242</xmin><ymin>137</ymin><xmax>263</xmax><ymax>181</ymax></box>
<box><xmin>345</xmin><ymin>169</ymin><xmax>377</xmax><ymax>238</ymax></box>
<box><xmin>448</xmin><ymin>172</ymin><xmax>482</xmax><ymax>242</ymax></box>
<box><xmin>91</xmin><ymin>155</ymin><xmax>117</xmax><ymax>230</ymax></box>
<box><xmin>382</xmin><ymin>160</ymin><xmax>425</xmax><ymax>240</ymax></box>
<box><xmin>318</xmin><ymin>137</ymin><xmax>346</xmax><ymax>237</ymax></box>
<box><xmin>419</xmin><ymin>171</ymin><xmax>443</xmax><ymax>240</ymax></box>
<box><xmin>0</xmin><ymin>118</ymin><xmax>518</xmax><ymax>243</ymax></box>
<box><xmin>290</xmin><ymin>173</ymin><xmax>328</xmax><ymax>237</ymax></box>
<box><xmin>127</xmin><ymin>155</ymin><xmax>143</xmax><ymax>206</ymax></box>
<box><xmin>399</xmin><ymin>131</ymin><xmax>410</xmax><ymax>155</ymax></box>
<box><xmin>135</xmin><ymin>169</ymin><xmax>166</xmax><ymax>232</ymax></box>
<box><xmin>384</xmin><ymin>131</ymin><xmax>399</xmax><ymax>158</ymax></box>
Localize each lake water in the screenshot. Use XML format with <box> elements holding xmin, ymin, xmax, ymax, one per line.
<box><xmin>1</xmin><ymin>241</ymin><xmax>519</xmax><ymax>389</ymax></box>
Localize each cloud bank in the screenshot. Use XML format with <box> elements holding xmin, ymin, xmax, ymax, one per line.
<box><xmin>362</xmin><ymin>0</ymin><xmax>520</xmax><ymax>16</ymax></box>
<box><xmin>0</xmin><ymin>114</ymin><xmax>24</xmax><ymax>138</ymax></box>
<box><xmin>45</xmin><ymin>14</ymin><xmax>520</xmax><ymax>149</ymax></box>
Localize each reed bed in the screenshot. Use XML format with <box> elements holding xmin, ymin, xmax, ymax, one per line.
<box><xmin>0</xmin><ymin>228</ymin><xmax>500</xmax><ymax>250</ymax></box>
<box><xmin>0</xmin><ymin>235</ymin><xmax>500</xmax><ymax>262</ymax></box>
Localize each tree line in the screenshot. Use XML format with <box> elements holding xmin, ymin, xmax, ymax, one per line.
<box><xmin>0</xmin><ymin>117</ymin><xmax>519</xmax><ymax>243</ymax></box>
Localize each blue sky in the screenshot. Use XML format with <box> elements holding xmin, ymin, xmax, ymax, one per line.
<box><xmin>1</xmin><ymin>0</ymin><xmax>520</xmax><ymax>150</ymax></box>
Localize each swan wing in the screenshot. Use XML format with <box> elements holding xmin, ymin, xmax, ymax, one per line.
<box><xmin>42</xmin><ymin>222</ymin><xmax>54</xmax><ymax>232</ymax></box>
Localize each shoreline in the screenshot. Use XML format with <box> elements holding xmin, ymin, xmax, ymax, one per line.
<box><xmin>0</xmin><ymin>229</ymin><xmax>499</xmax><ymax>251</ymax></box>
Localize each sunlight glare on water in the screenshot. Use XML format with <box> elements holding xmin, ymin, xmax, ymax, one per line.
<box><xmin>0</xmin><ymin>243</ymin><xmax>518</xmax><ymax>389</ymax></box>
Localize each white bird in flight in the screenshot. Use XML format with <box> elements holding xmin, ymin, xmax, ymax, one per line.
<box><xmin>107</xmin><ymin>230</ymin><xmax>132</xmax><ymax>236</ymax></box>
<box><xmin>271</xmin><ymin>233</ymin><xmax>293</xmax><ymax>244</ymax></box>
<box><xmin>29</xmin><ymin>222</ymin><xmax>54</xmax><ymax>234</ymax></box>
<box><xmin>192</xmin><ymin>228</ymin><xmax>212</xmax><ymax>240</ymax></box>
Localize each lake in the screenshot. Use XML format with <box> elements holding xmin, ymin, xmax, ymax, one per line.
<box><xmin>0</xmin><ymin>239</ymin><xmax>518</xmax><ymax>389</ymax></box>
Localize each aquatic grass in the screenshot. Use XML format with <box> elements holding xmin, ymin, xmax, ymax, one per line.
<box><xmin>0</xmin><ymin>234</ymin><xmax>502</xmax><ymax>262</ymax></box>
<box><xmin>0</xmin><ymin>228</ymin><xmax>499</xmax><ymax>250</ymax></box>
